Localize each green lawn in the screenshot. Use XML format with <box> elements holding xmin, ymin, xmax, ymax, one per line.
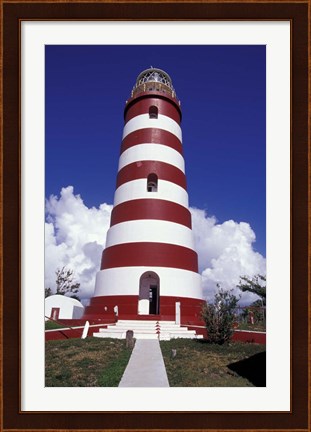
<box><xmin>45</xmin><ymin>320</ymin><xmax>66</xmax><ymax>330</ymax></box>
<box><xmin>160</xmin><ymin>339</ymin><xmax>266</xmax><ymax>387</ymax></box>
<box><xmin>45</xmin><ymin>338</ymin><xmax>134</xmax><ymax>387</ymax></box>
<box><xmin>46</xmin><ymin>336</ymin><xmax>265</xmax><ymax>388</ymax></box>
<box><xmin>237</xmin><ymin>322</ymin><xmax>266</xmax><ymax>332</ymax></box>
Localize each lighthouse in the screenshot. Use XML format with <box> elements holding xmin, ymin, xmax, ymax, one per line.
<box><xmin>84</xmin><ymin>67</ymin><xmax>204</xmax><ymax>326</ymax></box>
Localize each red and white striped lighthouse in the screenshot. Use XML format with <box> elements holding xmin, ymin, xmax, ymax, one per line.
<box><xmin>84</xmin><ymin>68</ymin><xmax>204</xmax><ymax>325</ymax></box>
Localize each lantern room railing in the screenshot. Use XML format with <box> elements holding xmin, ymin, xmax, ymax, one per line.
<box><xmin>131</xmin><ymin>82</ymin><xmax>180</xmax><ymax>105</ymax></box>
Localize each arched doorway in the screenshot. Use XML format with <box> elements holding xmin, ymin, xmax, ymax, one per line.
<box><xmin>138</xmin><ymin>271</ymin><xmax>160</xmax><ymax>315</ymax></box>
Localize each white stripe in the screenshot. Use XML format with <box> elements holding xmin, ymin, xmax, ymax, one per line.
<box><xmin>94</xmin><ymin>267</ymin><xmax>202</xmax><ymax>299</ymax></box>
<box><xmin>113</xmin><ymin>179</ymin><xmax>189</xmax><ymax>208</ymax></box>
<box><xmin>105</xmin><ymin>220</ymin><xmax>195</xmax><ymax>249</ymax></box>
<box><xmin>118</xmin><ymin>144</ymin><xmax>185</xmax><ymax>172</ymax></box>
<box><xmin>122</xmin><ymin>113</ymin><xmax>182</xmax><ymax>141</ymax></box>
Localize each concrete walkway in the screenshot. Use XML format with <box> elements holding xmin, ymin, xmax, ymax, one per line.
<box><xmin>118</xmin><ymin>339</ymin><xmax>170</xmax><ymax>387</ymax></box>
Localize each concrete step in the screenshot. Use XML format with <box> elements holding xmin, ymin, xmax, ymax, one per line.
<box><xmin>129</xmin><ymin>333</ymin><xmax>159</xmax><ymax>340</ymax></box>
<box><xmin>104</xmin><ymin>325</ymin><xmax>194</xmax><ymax>334</ymax></box>
<box><xmin>94</xmin><ymin>331</ymin><xmax>202</xmax><ymax>340</ymax></box>
<box><xmin>117</xmin><ymin>320</ymin><xmax>174</xmax><ymax>325</ymax></box>
<box><xmin>114</xmin><ymin>323</ymin><xmax>162</xmax><ymax>328</ymax></box>
<box><xmin>94</xmin><ymin>330</ymin><xmax>159</xmax><ymax>340</ymax></box>
<box><xmin>112</xmin><ymin>322</ymin><xmax>186</xmax><ymax>330</ymax></box>
<box><xmin>99</xmin><ymin>328</ymin><xmax>158</xmax><ymax>335</ymax></box>
<box><xmin>93</xmin><ymin>320</ymin><xmax>203</xmax><ymax>340</ymax></box>
<box><xmin>111</xmin><ymin>324</ymin><xmax>158</xmax><ymax>329</ymax></box>
<box><xmin>116</xmin><ymin>328</ymin><xmax>195</xmax><ymax>334</ymax></box>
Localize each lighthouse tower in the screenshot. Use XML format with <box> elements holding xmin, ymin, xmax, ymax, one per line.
<box><xmin>84</xmin><ymin>68</ymin><xmax>204</xmax><ymax>325</ymax></box>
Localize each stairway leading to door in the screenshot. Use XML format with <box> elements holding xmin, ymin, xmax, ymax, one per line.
<box><xmin>93</xmin><ymin>320</ymin><xmax>203</xmax><ymax>340</ymax></box>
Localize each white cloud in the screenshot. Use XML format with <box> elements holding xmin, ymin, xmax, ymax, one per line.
<box><xmin>45</xmin><ymin>186</ymin><xmax>112</xmax><ymax>301</ymax></box>
<box><xmin>190</xmin><ymin>208</ymin><xmax>266</xmax><ymax>305</ymax></box>
<box><xmin>45</xmin><ymin>187</ymin><xmax>266</xmax><ymax>305</ymax></box>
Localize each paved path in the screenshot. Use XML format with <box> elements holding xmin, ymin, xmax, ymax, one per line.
<box><xmin>118</xmin><ymin>339</ymin><xmax>170</xmax><ymax>387</ymax></box>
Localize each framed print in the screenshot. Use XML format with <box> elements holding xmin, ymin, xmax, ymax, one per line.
<box><xmin>1</xmin><ymin>1</ymin><xmax>310</xmax><ymax>431</ymax></box>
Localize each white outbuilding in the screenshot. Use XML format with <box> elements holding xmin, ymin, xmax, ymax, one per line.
<box><xmin>45</xmin><ymin>295</ymin><xmax>85</xmax><ymax>321</ymax></box>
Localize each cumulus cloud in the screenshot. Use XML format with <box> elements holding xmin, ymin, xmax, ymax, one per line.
<box><xmin>190</xmin><ymin>208</ymin><xmax>266</xmax><ymax>305</ymax></box>
<box><xmin>45</xmin><ymin>186</ymin><xmax>266</xmax><ymax>306</ymax></box>
<box><xmin>45</xmin><ymin>186</ymin><xmax>112</xmax><ymax>301</ymax></box>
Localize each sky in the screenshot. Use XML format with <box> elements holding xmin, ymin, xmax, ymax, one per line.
<box><xmin>45</xmin><ymin>45</ymin><xmax>266</xmax><ymax>304</ymax></box>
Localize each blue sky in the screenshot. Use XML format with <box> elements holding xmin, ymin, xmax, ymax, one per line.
<box><xmin>45</xmin><ymin>45</ymin><xmax>266</xmax><ymax>256</ymax></box>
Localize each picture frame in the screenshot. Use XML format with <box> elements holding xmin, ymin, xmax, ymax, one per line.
<box><xmin>1</xmin><ymin>0</ymin><xmax>309</xmax><ymax>431</ymax></box>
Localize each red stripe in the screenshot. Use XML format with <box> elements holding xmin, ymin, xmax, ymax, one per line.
<box><xmin>83</xmin><ymin>295</ymin><xmax>205</xmax><ymax>324</ymax></box>
<box><xmin>116</xmin><ymin>161</ymin><xmax>187</xmax><ymax>189</ymax></box>
<box><xmin>124</xmin><ymin>97</ymin><xmax>181</xmax><ymax>124</ymax></box>
<box><xmin>101</xmin><ymin>242</ymin><xmax>198</xmax><ymax>272</ymax></box>
<box><xmin>121</xmin><ymin>128</ymin><xmax>183</xmax><ymax>155</ymax></box>
<box><xmin>110</xmin><ymin>199</ymin><xmax>192</xmax><ymax>228</ymax></box>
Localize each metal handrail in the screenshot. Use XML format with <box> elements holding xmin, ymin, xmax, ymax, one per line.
<box><xmin>131</xmin><ymin>82</ymin><xmax>178</xmax><ymax>101</ymax></box>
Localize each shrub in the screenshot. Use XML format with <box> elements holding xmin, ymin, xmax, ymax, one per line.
<box><xmin>201</xmin><ymin>287</ymin><xmax>239</xmax><ymax>344</ymax></box>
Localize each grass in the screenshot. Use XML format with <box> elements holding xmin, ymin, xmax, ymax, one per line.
<box><xmin>45</xmin><ymin>320</ymin><xmax>67</xmax><ymax>330</ymax></box>
<box><xmin>237</xmin><ymin>322</ymin><xmax>266</xmax><ymax>332</ymax></box>
<box><xmin>45</xmin><ymin>337</ymin><xmax>134</xmax><ymax>387</ymax></box>
<box><xmin>160</xmin><ymin>339</ymin><xmax>266</xmax><ymax>387</ymax></box>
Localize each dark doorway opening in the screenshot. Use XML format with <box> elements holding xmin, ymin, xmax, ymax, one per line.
<box><xmin>149</xmin><ymin>285</ymin><xmax>159</xmax><ymax>314</ymax></box>
<box><xmin>138</xmin><ymin>271</ymin><xmax>160</xmax><ymax>315</ymax></box>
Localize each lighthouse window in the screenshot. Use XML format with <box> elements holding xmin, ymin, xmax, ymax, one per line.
<box><xmin>147</xmin><ymin>173</ymin><xmax>158</xmax><ymax>192</ymax></box>
<box><xmin>149</xmin><ymin>105</ymin><xmax>158</xmax><ymax>119</ymax></box>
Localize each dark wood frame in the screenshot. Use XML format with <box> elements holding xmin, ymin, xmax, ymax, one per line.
<box><xmin>1</xmin><ymin>1</ymin><xmax>310</xmax><ymax>431</ymax></box>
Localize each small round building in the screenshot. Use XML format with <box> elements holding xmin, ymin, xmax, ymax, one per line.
<box><xmin>84</xmin><ymin>67</ymin><xmax>204</xmax><ymax>325</ymax></box>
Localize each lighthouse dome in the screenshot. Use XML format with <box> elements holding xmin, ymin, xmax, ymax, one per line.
<box><xmin>132</xmin><ymin>67</ymin><xmax>178</xmax><ymax>101</ymax></box>
<box><xmin>136</xmin><ymin>67</ymin><xmax>173</xmax><ymax>89</ymax></box>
